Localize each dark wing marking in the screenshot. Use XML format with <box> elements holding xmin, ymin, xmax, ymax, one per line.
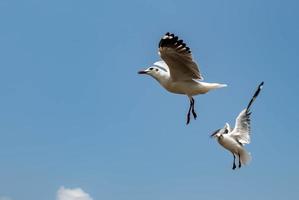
<box><xmin>158</xmin><ymin>32</ymin><xmax>203</xmax><ymax>81</ymax></box>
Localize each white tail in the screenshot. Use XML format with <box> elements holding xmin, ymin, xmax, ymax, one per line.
<box><xmin>214</xmin><ymin>83</ymin><xmax>228</xmax><ymax>89</ymax></box>
<box><xmin>200</xmin><ymin>82</ymin><xmax>227</xmax><ymax>90</ymax></box>
<box><xmin>239</xmin><ymin>148</ymin><xmax>252</xmax><ymax>165</ymax></box>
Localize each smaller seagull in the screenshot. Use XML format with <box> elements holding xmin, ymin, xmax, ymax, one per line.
<box><xmin>138</xmin><ymin>32</ymin><xmax>227</xmax><ymax>124</ymax></box>
<box><xmin>211</xmin><ymin>82</ymin><xmax>264</xmax><ymax>170</ymax></box>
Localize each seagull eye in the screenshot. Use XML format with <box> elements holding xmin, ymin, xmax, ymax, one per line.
<box><xmin>155</xmin><ymin>68</ymin><xmax>159</xmax><ymax>71</ymax></box>
<box><xmin>149</xmin><ymin>67</ymin><xmax>153</xmax><ymax>70</ymax></box>
<box><xmin>224</xmin><ymin>129</ymin><xmax>228</xmax><ymax>134</ymax></box>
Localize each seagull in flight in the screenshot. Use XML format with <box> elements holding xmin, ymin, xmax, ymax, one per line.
<box><xmin>138</xmin><ymin>32</ymin><xmax>227</xmax><ymax>124</ymax></box>
<box><xmin>211</xmin><ymin>82</ymin><xmax>264</xmax><ymax>170</ymax></box>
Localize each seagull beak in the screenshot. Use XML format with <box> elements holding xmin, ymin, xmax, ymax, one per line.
<box><xmin>210</xmin><ymin>129</ymin><xmax>221</xmax><ymax>138</ymax></box>
<box><xmin>138</xmin><ymin>70</ymin><xmax>147</xmax><ymax>74</ymax></box>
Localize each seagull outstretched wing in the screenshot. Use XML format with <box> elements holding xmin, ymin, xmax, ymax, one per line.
<box><xmin>158</xmin><ymin>32</ymin><xmax>203</xmax><ymax>81</ymax></box>
<box><xmin>230</xmin><ymin>82</ymin><xmax>264</xmax><ymax>145</ymax></box>
<box><xmin>230</xmin><ymin>109</ymin><xmax>252</xmax><ymax>145</ymax></box>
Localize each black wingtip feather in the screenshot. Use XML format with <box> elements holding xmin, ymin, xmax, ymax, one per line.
<box><xmin>246</xmin><ymin>81</ymin><xmax>264</xmax><ymax>111</ymax></box>
<box><xmin>159</xmin><ymin>32</ymin><xmax>192</xmax><ymax>54</ymax></box>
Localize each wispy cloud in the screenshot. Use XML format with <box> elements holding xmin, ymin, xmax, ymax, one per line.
<box><xmin>57</xmin><ymin>187</ymin><xmax>93</xmax><ymax>200</ymax></box>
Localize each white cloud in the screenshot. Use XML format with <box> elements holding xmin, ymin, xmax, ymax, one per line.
<box><xmin>57</xmin><ymin>187</ymin><xmax>93</xmax><ymax>200</ymax></box>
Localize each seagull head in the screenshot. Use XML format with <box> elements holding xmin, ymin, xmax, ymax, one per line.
<box><xmin>138</xmin><ymin>66</ymin><xmax>155</xmax><ymax>75</ymax></box>
<box><xmin>138</xmin><ymin>66</ymin><xmax>165</xmax><ymax>79</ymax></box>
<box><xmin>210</xmin><ymin>128</ymin><xmax>222</xmax><ymax>138</ymax></box>
<box><xmin>210</xmin><ymin>123</ymin><xmax>230</xmax><ymax>138</ymax></box>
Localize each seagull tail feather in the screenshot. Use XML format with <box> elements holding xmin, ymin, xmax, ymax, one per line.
<box><xmin>201</xmin><ymin>82</ymin><xmax>227</xmax><ymax>90</ymax></box>
<box><xmin>215</xmin><ymin>83</ymin><xmax>228</xmax><ymax>88</ymax></box>
<box><xmin>239</xmin><ymin>148</ymin><xmax>252</xmax><ymax>165</ymax></box>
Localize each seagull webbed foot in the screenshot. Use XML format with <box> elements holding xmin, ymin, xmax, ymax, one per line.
<box><xmin>192</xmin><ymin>109</ymin><xmax>197</xmax><ymax>119</ymax></box>
<box><xmin>232</xmin><ymin>163</ymin><xmax>236</xmax><ymax>170</ymax></box>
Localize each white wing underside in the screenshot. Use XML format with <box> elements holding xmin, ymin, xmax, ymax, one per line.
<box><xmin>227</xmin><ymin>82</ymin><xmax>264</xmax><ymax>146</ymax></box>
<box><xmin>229</xmin><ymin>109</ymin><xmax>251</xmax><ymax>145</ymax></box>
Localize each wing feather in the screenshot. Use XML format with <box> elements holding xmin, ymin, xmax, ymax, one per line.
<box><xmin>230</xmin><ymin>109</ymin><xmax>251</xmax><ymax>144</ymax></box>
<box><xmin>158</xmin><ymin>32</ymin><xmax>203</xmax><ymax>81</ymax></box>
<box><xmin>230</xmin><ymin>82</ymin><xmax>264</xmax><ymax>145</ymax></box>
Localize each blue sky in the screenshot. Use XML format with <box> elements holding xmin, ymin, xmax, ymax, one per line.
<box><xmin>0</xmin><ymin>0</ymin><xmax>299</xmax><ymax>199</ymax></box>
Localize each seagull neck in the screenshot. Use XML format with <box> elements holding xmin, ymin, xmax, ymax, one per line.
<box><xmin>153</xmin><ymin>73</ymin><xmax>170</xmax><ymax>86</ymax></box>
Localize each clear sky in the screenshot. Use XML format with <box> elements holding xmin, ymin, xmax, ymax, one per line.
<box><xmin>0</xmin><ymin>0</ymin><xmax>298</xmax><ymax>200</ymax></box>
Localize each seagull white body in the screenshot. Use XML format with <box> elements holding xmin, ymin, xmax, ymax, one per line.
<box><xmin>139</xmin><ymin>33</ymin><xmax>227</xmax><ymax>124</ymax></box>
<box><xmin>150</xmin><ymin>61</ymin><xmax>225</xmax><ymax>96</ymax></box>
<box><xmin>211</xmin><ymin>82</ymin><xmax>264</xmax><ymax>170</ymax></box>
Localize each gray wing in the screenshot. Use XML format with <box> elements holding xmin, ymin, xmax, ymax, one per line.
<box><xmin>158</xmin><ymin>32</ymin><xmax>203</xmax><ymax>81</ymax></box>
<box><xmin>230</xmin><ymin>82</ymin><xmax>264</xmax><ymax>145</ymax></box>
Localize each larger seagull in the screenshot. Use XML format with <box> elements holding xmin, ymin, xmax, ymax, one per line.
<box><xmin>138</xmin><ymin>32</ymin><xmax>227</xmax><ymax>124</ymax></box>
<box><xmin>211</xmin><ymin>82</ymin><xmax>264</xmax><ymax>170</ymax></box>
